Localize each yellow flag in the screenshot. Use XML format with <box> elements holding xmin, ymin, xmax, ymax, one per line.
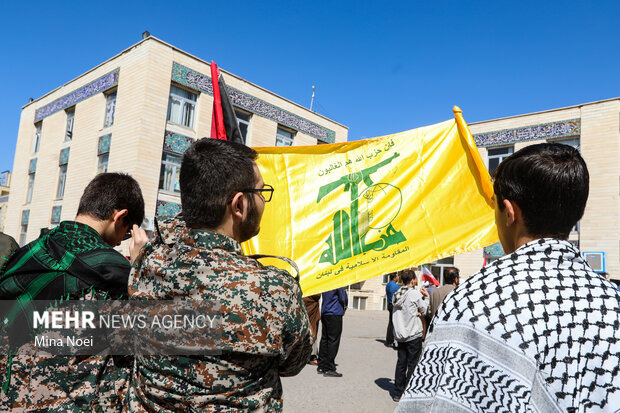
<box><xmin>243</xmin><ymin>108</ymin><xmax>499</xmax><ymax>296</ymax></box>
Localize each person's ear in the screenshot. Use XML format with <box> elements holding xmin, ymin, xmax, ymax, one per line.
<box><xmin>502</xmin><ymin>199</ymin><xmax>520</xmax><ymax>226</ymax></box>
<box><xmin>112</xmin><ymin>209</ymin><xmax>129</xmax><ymax>226</ymax></box>
<box><xmin>229</xmin><ymin>193</ymin><xmax>247</xmax><ymax>220</ymax></box>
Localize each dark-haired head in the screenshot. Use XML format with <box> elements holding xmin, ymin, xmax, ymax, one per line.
<box><xmin>399</xmin><ymin>268</ymin><xmax>416</xmax><ymax>286</ymax></box>
<box><xmin>444</xmin><ymin>267</ymin><xmax>459</xmax><ymax>285</ymax></box>
<box><xmin>389</xmin><ymin>272</ymin><xmax>398</xmax><ymax>281</ymax></box>
<box><xmin>180</xmin><ymin>138</ymin><xmax>258</xmax><ymax>229</ymax></box>
<box><xmin>492</xmin><ymin>143</ymin><xmax>588</xmax><ymax>239</ymax></box>
<box><xmin>77</xmin><ymin>173</ymin><xmax>145</xmax><ymax>227</ymax></box>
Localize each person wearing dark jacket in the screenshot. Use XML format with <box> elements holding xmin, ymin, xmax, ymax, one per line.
<box><xmin>317</xmin><ymin>287</ymin><xmax>348</xmax><ymax>377</ymax></box>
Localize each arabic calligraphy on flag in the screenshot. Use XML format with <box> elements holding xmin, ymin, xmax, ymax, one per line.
<box><xmin>242</xmin><ymin>110</ymin><xmax>499</xmax><ymax>296</ymax></box>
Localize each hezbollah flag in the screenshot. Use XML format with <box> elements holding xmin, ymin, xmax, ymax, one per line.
<box><xmin>243</xmin><ymin>107</ymin><xmax>498</xmax><ymax>296</ymax></box>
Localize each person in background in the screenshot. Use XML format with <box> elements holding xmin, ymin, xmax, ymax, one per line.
<box><xmin>385</xmin><ymin>272</ymin><xmax>400</xmax><ymax>348</ymax></box>
<box><xmin>391</xmin><ymin>268</ymin><xmax>429</xmax><ymax>402</ymax></box>
<box><xmin>303</xmin><ymin>293</ymin><xmax>321</xmax><ymax>365</ymax></box>
<box><xmin>318</xmin><ymin>287</ymin><xmax>348</xmax><ymax>377</ymax></box>
<box><xmin>428</xmin><ymin>266</ymin><xmax>460</xmax><ymax>320</ymax></box>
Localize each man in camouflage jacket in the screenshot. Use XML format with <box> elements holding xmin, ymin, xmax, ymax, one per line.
<box><xmin>127</xmin><ymin>138</ymin><xmax>312</xmax><ymax>412</ymax></box>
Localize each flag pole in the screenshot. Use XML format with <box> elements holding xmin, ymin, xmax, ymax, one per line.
<box><xmin>453</xmin><ymin>106</ymin><xmax>494</xmax><ymax>204</ymax></box>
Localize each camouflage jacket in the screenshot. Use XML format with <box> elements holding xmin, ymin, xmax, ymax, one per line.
<box><xmin>126</xmin><ymin>216</ymin><xmax>312</xmax><ymax>412</ymax></box>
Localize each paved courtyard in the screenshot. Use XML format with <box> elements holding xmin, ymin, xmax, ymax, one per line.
<box><xmin>282</xmin><ymin>309</ymin><xmax>399</xmax><ymax>413</ymax></box>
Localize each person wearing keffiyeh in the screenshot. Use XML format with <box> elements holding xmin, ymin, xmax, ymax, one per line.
<box><xmin>396</xmin><ymin>143</ymin><xmax>620</xmax><ymax>413</ymax></box>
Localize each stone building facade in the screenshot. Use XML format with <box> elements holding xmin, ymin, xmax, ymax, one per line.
<box><xmin>6</xmin><ymin>36</ymin><xmax>348</xmax><ymax>247</ymax></box>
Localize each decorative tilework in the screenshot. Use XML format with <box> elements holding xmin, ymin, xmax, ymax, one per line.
<box><xmin>29</xmin><ymin>158</ymin><xmax>37</xmax><ymax>174</ymax></box>
<box><xmin>59</xmin><ymin>148</ymin><xmax>70</xmax><ymax>165</ymax></box>
<box><xmin>98</xmin><ymin>134</ymin><xmax>112</xmax><ymax>155</ymax></box>
<box><xmin>156</xmin><ymin>200</ymin><xmax>181</xmax><ymax>217</ymax></box>
<box><xmin>163</xmin><ymin>131</ymin><xmax>194</xmax><ymax>154</ymax></box>
<box><xmin>171</xmin><ymin>62</ymin><xmax>336</xmax><ymax>143</ymax></box>
<box><xmin>51</xmin><ymin>205</ymin><xmax>62</xmax><ymax>224</ymax></box>
<box><xmin>34</xmin><ymin>69</ymin><xmax>120</xmax><ymax>122</ymax></box>
<box><xmin>484</xmin><ymin>242</ymin><xmax>505</xmax><ymax>259</ymax></box>
<box><xmin>21</xmin><ymin>210</ymin><xmax>30</xmax><ymax>225</ymax></box>
<box><xmin>474</xmin><ymin>119</ymin><xmax>580</xmax><ymax>147</ymax></box>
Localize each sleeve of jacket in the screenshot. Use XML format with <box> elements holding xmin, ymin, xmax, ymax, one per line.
<box><xmin>338</xmin><ymin>287</ymin><xmax>348</xmax><ymax>309</ymax></box>
<box><xmin>278</xmin><ymin>278</ymin><xmax>312</xmax><ymax>377</ymax></box>
<box><xmin>417</xmin><ymin>293</ymin><xmax>430</xmax><ymax>316</ymax></box>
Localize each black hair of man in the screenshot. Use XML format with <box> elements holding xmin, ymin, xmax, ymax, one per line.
<box><xmin>180</xmin><ymin>138</ymin><xmax>258</xmax><ymax>229</ymax></box>
<box><xmin>77</xmin><ymin>172</ymin><xmax>145</xmax><ymax>227</ymax></box>
<box><xmin>492</xmin><ymin>143</ymin><xmax>589</xmax><ymax>239</ymax></box>
<box><xmin>399</xmin><ymin>268</ymin><xmax>416</xmax><ymax>286</ymax></box>
<box><xmin>389</xmin><ymin>272</ymin><xmax>398</xmax><ymax>281</ymax></box>
<box><xmin>444</xmin><ymin>267</ymin><xmax>459</xmax><ymax>285</ymax></box>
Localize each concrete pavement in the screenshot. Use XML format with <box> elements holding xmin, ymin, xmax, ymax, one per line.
<box><xmin>282</xmin><ymin>309</ymin><xmax>399</xmax><ymax>413</ymax></box>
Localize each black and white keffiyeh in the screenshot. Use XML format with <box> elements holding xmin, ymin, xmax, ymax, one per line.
<box><xmin>396</xmin><ymin>238</ymin><xmax>620</xmax><ymax>413</ymax></box>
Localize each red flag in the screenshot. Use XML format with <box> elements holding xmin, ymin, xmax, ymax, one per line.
<box><xmin>210</xmin><ymin>61</ymin><xmax>226</xmax><ymax>140</ymax></box>
<box><xmin>421</xmin><ymin>265</ymin><xmax>440</xmax><ymax>286</ymax></box>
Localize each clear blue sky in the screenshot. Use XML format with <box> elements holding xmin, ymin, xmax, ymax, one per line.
<box><xmin>1</xmin><ymin>1</ymin><xmax>619</xmax><ymax>172</ymax></box>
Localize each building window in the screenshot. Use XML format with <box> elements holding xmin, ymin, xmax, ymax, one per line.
<box><xmin>65</xmin><ymin>108</ymin><xmax>75</xmax><ymax>141</ymax></box>
<box><xmin>425</xmin><ymin>256</ymin><xmax>454</xmax><ymax>285</ymax></box>
<box><xmin>56</xmin><ymin>165</ymin><xmax>67</xmax><ymax>199</ymax></box>
<box><xmin>51</xmin><ymin>205</ymin><xmax>62</xmax><ymax>225</ymax></box>
<box><xmin>167</xmin><ymin>85</ymin><xmax>197</xmax><ymax>128</ymax></box>
<box><xmin>552</xmin><ymin>137</ymin><xmax>580</xmax><ymax>149</ymax></box>
<box><xmin>19</xmin><ymin>210</ymin><xmax>29</xmax><ymax>246</ymax></box>
<box><xmin>159</xmin><ymin>152</ymin><xmax>182</xmax><ymax>193</ymax></box>
<box><xmin>382</xmin><ymin>274</ymin><xmax>390</xmax><ymax>284</ymax></box>
<box><xmin>276</xmin><ymin>126</ymin><xmax>295</xmax><ymax>146</ymax></box>
<box><xmin>352</xmin><ymin>296</ymin><xmax>367</xmax><ymax>310</ymax></box>
<box><xmin>33</xmin><ymin>122</ymin><xmax>42</xmax><ymax>153</ymax></box>
<box><xmin>97</xmin><ymin>153</ymin><xmax>109</xmax><ymax>174</ymax></box>
<box><xmin>235</xmin><ymin>108</ymin><xmax>252</xmax><ymax>144</ymax></box>
<box><xmin>25</xmin><ymin>173</ymin><xmax>35</xmax><ymax>204</ymax></box>
<box><xmin>487</xmin><ymin>146</ymin><xmax>513</xmax><ymax>174</ymax></box>
<box><xmin>103</xmin><ymin>90</ymin><xmax>117</xmax><ymax>128</ymax></box>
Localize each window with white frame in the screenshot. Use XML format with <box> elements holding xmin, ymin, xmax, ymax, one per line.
<box><xmin>487</xmin><ymin>146</ymin><xmax>513</xmax><ymax>174</ymax></box>
<box><xmin>235</xmin><ymin>108</ymin><xmax>251</xmax><ymax>144</ymax></box>
<box><xmin>159</xmin><ymin>152</ymin><xmax>182</xmax><ymax>193</ymax></box>
<box><xmin>167</xmin><ymin>85</ymin><xmax>197</xmax><ymax>128</ymax></box>
<box><xmin>97</xmin><ymin>154</ymin><xmax>109</xmax><ymax>174</ymax></box>
<box><xmin>56</xmin><ymin>165</ymin><xmax>67</xmax><ymax>199</ymax></box>
<box><xmin>352</xmin><ymin>296</ymin><xmax>367</xmax><ymax>310</ymax></box>
<box><xmin>19</xmin><ymin>210</ymin><xmax>29</xmax><ymax>246</ymax></box>
<box><xmin>103</xmin><ymin>91</ymin><xmax>117</xmax><ymax>128</ymax></box>
<box><xmin>382</xmin><ymin>274</ymin><xmax>390</xmax><ymax>284</ymax></box>
<box><xmin>276</xmin><ymin>126</ymin><xmax>295</xmax><ymax>146</ymax></box>
<box><xmin>33</xmin><ymin>123</ymin><xmax>41</xmax><ymax>153</ymax></box>
<box><xmin>425</xmin><ymin>256</ymin><xmax>454</xmax><ymax>285</ymax></box>
<box><xmin>25</xmin><ymin>173</ymin><xmax>35</xmax><ymax>204</ymax></box>
<box><xmin>65</xmin><ymin>108</ymin><xmax>75</xmax><ymax>141</ymax></box>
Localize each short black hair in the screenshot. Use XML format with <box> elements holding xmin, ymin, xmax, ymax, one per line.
<box><xmin>77</xmin><ymin>173</ymin><xmax>145</xmax><ymax>227</ymax></box>
<box><xmin>493</xmin><ymin>143</ymin><xmax>589</xmax><ymax>239</ymax></box>
<box><xmin>180</xmin><ymin>138</ymin><xmax>258</xmax><ymax>229</ymax></box>
<box><xmin>389</xmin><ymin>272</ymin><xmax>398</xmax><ymax>281</ymax></box>
<box><xmin>399</xmin><ymin>269</ymin><xmax>416</xmax><ymax>286</ymax></box>
<box><xmin>444</xmin><ymin>267</ymin><xmax>459</xmax><ymax>285</ymax></box>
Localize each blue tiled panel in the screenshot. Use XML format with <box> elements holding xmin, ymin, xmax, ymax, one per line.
<box><xmin>98</xmin><ymin>134</ymin><xmax>112</xmax><ymax>155</ymax></box>
<box><xmin>171</xmin><ymin>62</ymin><xmax>336</xmax><ymax>143</ymax></box>
<box><xmin>21</xmin><ymin>210</ymin><xmax>29</xmax><ymax>225</ymax></box>
<box><xmin>59</xmin><ymin>148</ymin><xmax>70</xmax><ymax>165</ymax></box>
<box><xmin>51</xmin><ymin>205</ymin><xmax>62</xmax><ymax>224</ymax></box>
<box><xmin>29</xmin><ymin>158</ymin><xmax>37</xmax><ymax>174</ymax></box>
<box><xmin>163</xmin><ymin>131</ymin><xmax>194</xmax><ymax>154</ymax></box>
<box><xmin>156</xmin><ymin>200</ymin><xmax>181</xmax><ymax>217</ymax></box>
<box><xmin>474</xmin><ymin>119</ymin><xmax>580</xmax><ymax>147</ymax></box>
<box><xmin>35</xmin><ymin>69</ymin><xmax>120</xmax><ymax>122</ymax></box>
<box><xmin>484</xmin><ymin>242</ymin><xmax>505</xmax><ymax>258</ymax></box>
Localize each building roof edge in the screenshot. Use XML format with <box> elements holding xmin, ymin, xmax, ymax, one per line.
<box><xmin>21</xmin><ymin>36</ymin><xmax>349</xmax><ymax>131</ymax></box>
<box><xmin>468</xmin><ymin>97</ymin><xmax>620</xmax><ymax>126</ymax></box>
